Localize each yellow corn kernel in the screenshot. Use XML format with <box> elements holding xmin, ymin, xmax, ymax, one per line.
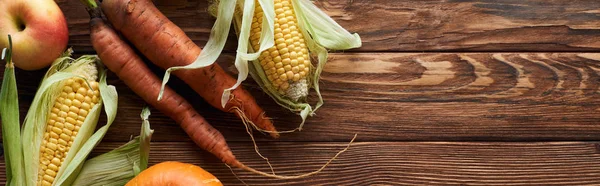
<box><xmin>41</xmin><ymin>180</ymin><xmax>52</xmax><ymax>186</ymax></box>
<box><xmin>43</xmin><ymin>175</ymin><xmax>55</xmax><ymax>183</ymax></box>
<box><xmin>65</xmin><ymin>122</ymin><xmax>75</xmax><ymax>130</ymax></box>
<box><xmin>45</xmin><ymin>169</ymin><xmax>56</xmax><ymax>177</ymax></box>
<box><xmin>50</xmin><ymin>158</ymin><xmax>61</xmax><ymax>166</ymax></box>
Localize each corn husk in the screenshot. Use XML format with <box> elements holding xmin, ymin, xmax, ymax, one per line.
<box><xmin>0</xmin><ymin>35</ymin><xmax>25</xmax><ymax>186</ymax></box>
<box><xmin>158</xmin><ymin>0</ymin><xmax>361</xmax><ymax>129</ymax></box>
<box><xmin>71</xmin><ymin>107</ymin><xmax>154</xmax><ymax>186</ymax></box>
<box><xmin>20</xmin><ymin>54</ymin><xmax>119</xmax><ymax>186</ymax></box>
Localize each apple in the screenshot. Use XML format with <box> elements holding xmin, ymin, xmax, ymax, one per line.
<box><xmin>0</xmin><ymin>0</ymin><xmax>69</xmax><ymax>70</ymax></box>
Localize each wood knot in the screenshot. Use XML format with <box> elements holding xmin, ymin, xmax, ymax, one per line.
<box><xmin>126</xmin><ymin>0</ymin><xmax>136</xmax><ymax>13</ymax></box>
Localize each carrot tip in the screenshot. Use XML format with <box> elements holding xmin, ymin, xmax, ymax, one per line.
<box><xmin>231</xmin><ymin>106</ymin><xmax>280</xmax><ymax>138</ymax></box>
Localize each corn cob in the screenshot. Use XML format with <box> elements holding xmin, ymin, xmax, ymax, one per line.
<box><xmin>37</xmin><ymin>66</ymin><xmax>100</xmax><ymax>186</ymax></box>
<box><xmin>18</xmin><ymin>54</ymin><xmax>120</xmax><ymax>186</ymax></box>
<box><xmin>250</xmin><ymin>0</ymin><xmax>309</xmax><ymax>101</ymax></box>
<box><xmin>2</xmin><ymin>35</ymin><xmax>142</xmax><ymax>185</ymax></box>
<box><xmin>198</xmin><ymin>0</ymin><xmax>361</xmax><ymax>127</ymax></box>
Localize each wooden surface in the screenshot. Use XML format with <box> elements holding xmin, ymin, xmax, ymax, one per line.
<box><xmin>2</xmin><ymin>0</ymin><xmax>600</xmax><ymax>185</ymax></box>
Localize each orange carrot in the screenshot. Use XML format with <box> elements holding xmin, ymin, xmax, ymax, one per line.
<box><xmin>100</xmin><ymin>0</ymin><xmax>279</xmax><ymax>138</ymax></box>
<box><xmin>87</xmin><ymin>8</ymin><xmax>239</xmax><ymax>166</ymax></box>
<box><xmin>126</xmin><ymin>161</ymin><xmax>223</xmax><ymax>186</ymax></box>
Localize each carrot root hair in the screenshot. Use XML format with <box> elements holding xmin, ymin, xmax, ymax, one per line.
<box><xmin>230</xmin><ymin>133</ymin><xmax>357</xmax><ymax>180</ymax></box>
<box><xmin>240</xmin><ymin>113</ymin><xmax>305</xmax><ymax>135</ymax></box>
<box><xmin>228</xmin><ymin>93</ymin><xmax>280</xmax><ymax>138</ymax></box>
<box><xmin>227</xmin><ymin>164</ymin><xmax>249</xmax><ymax>185</ymax></box>
<box><xmin>239</xmin><ymin>112</ymin><xmax>276</xmax><ymax>175</ymax></box>
<box><xmin>231</xmin><ymin>101</ymin><xmax>304</xmax><ymax>135</ymax></box>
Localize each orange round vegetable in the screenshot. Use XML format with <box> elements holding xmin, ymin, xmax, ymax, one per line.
<box><xmin>126</xmin><ymin>162</ymin><xmax>222</xmax><ymax>186</ymax></box>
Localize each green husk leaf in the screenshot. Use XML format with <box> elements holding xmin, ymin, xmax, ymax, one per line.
<box><xmin>138</xmin><ymin>107</ymin><xmax>153</xmax><ymax>173</ymax></box>
<box><xmin>293</xmin><ymin>0</ymin><xmax>361</xmax><ymax>50</ymax></box>
<box><xmin>158</xmin><ymin>0</ymin><xmax>238</xmax><ymax>103</ymax></box>
<box><xmin>0</xmin><ymin>35</ymin><xmax>25</xmax><ymax>186</ymax></box>
<box><xmin>221</xmin><ymin>0</ymin><xmax>275</xmax><ymax>108</ymax></box>
<box><xmin>70</xmin><ymin>107</ymin><xmax>153</xmax><ymax>186</ymax></box>
<box><xmin>294</xmin><ymin>3</ymin><xmax>329</xmax><ymax>113</ymax></box>
<box><xmin>71</xmin><ymin>138</ymin><xmax>140</xmax><ymax>186</ymax></box>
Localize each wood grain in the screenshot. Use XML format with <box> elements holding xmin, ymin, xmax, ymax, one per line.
<box><xmin>1</xmin><ymin>0</ymin><xmax>600</xmax><ymax>185</ymax></box>
<box><xmin>2</xmin><ymin>53</ymin><xmax>600</xmax><ymax>142</ymax></box>
<box><xmin>3</xmin><ymin>141</ymin><xmax>600</xmax><ymax>185</ymax></box>
<box><xmin>59</xmin><ymin>0</ymin><xmax>600</xmax><ymax>53</ymax></box>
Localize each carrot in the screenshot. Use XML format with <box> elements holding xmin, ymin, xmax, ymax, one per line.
<box><xmin>87</xmin><ymin>8</ymin><xmax>239</xmax><ymax>167</ymax></box>
<box><xmin>99</xmin><ymin>0</ymin><xmax>279</xmax><ymax>138</ymax></box>
<box><xmin>125</xmin><ymin>161</ymin><xmax>223</xmax><ymax>186</ymax></box>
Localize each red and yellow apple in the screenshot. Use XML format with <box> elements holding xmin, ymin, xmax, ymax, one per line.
<box><xmin>0</xmin><ymin>0</ymin><xmax>69</xmax><ymax>70</ymax></box>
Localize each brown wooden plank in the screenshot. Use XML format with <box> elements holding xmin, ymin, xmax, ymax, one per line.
<box><xmin>3</xmin><ymin>141</ymin><xmax>600</xmax><ymax>185</ymax></box>
<box><xmin>59</xmin><ymin>0</ymin><xmax>600</xmax><ymax>53</ymax></box>
<box><xmin>2</xmin><ymin>53</ymin><xmax>600</xmax><ymax>142</ymax></box>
